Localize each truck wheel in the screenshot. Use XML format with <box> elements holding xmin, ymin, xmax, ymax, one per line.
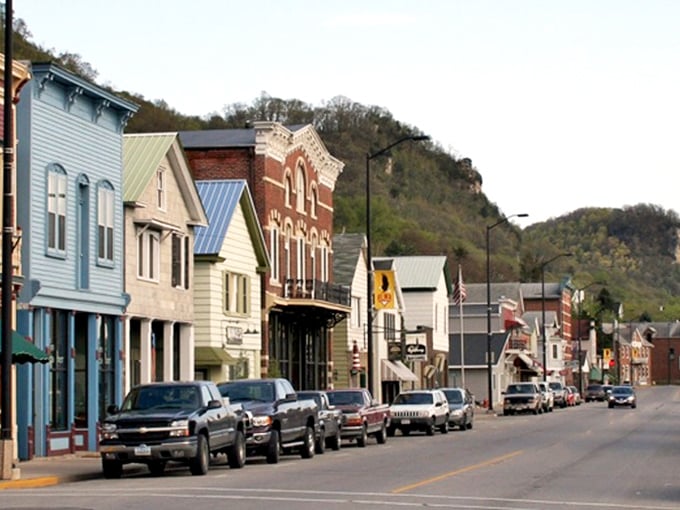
<box><xmin>426</xmin><ymin>419</ymin><xmax>435</xmax><ymax>436</ymax></box>
<box><xmin>357</xmin><ymin>424</ymin><xmax>368</xmax><ymax>447</ymax></box>
<box><xmin>227</xmin><ymin>430</ymin><xmax>246</xmax><ymax>469</ymax></box>
<box><xmin>102</xmin><ymin>459</ymin><xmax>122</xmax><ymax>479</ymax></box>
<box><xmin>375</xmin><ymin>421</ymin><xmax>387</xmax><ymax>444</ymax></box>
<box><xmin>328</xmin><ymin>427</ymin><xmax>342</xmax><ymax>451</ymax></box>
<box><xmin>315</xmin><ymin>427</ymin><xmax>326</xmax><ymax>454</ymax></box>
<box><xmin>190</xmin><ymin>434</ymin><xmax>209</xmax><ymax>475</ymax></box>
<box><xmin>266</xmin><ymin>429</ymin><xmax>281</xmax><ymax>464</ymax></box>
<box><xmin>301</xmin><ymin>425</ymin><xmax>315</xmax><ymax>459</ymax></box>
<box><xmin>147</xmin><ymin>460</ymin><xmax>166</xmax><ymax>476</ymax></box>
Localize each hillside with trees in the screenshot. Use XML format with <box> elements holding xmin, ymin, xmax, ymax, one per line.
<box><xmin>5</xmin><ymin>16</ymin><xmax>680</xmax><ymax>323</ymax></box>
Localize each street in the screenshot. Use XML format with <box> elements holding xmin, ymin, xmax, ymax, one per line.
<box><xmin>3</xmin><ymin>385</ymin><xmax>680</xmax><ymax>510</ymax></box>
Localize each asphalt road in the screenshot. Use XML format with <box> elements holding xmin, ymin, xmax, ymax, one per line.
<box><xmin>4</xmin><ymin>385</ymin><xmax>680</xmax><ymax>510</ymax></box>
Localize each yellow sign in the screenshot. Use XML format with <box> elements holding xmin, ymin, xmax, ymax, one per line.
<box><xmin>374</xmin><ymin>270</ymin><xmax>395</xmax><ymax>310</ymax></box>
<box><xmin>603</xmin><ymin>348</ymin><xmax>612</xmax><ymax>362</ymax></box>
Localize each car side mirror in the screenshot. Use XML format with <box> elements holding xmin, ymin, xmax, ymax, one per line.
<box><xmin>106</xmin><ymin>404</ymin><xmax>119</xmax><ymax>415</ymax></box>
<box><xmin>207</xmin><ymin>399</ymin><xmax>222</xmax><ymax>409</ymax></box>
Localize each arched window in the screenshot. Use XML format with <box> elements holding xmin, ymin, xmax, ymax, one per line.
<box><xmin>296</xmin><ymin>164</ymin><xmax>306</xmax><ymax>212</ymax></box>
<box><xmin>284</xmin><ymin>174</ymin><xmax>292</xmax><ymax>208</ymax></box>
<box><xmin>310</xmin><ymin>186</ymin><xmax>318</xmax><ymax>218</ymax></box>
<box><xmin>269</xmin><ymin>225</ymin><xmax>280</xmax><ymax>282</ymax></box>
<box><xmin>46</xmin><ymin>164</ymin><xmax>67</xmax><ymax>256</ymax></box>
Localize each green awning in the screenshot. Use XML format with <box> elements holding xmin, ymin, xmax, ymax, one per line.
<box><xmin>0</xmin><ymin>323</ymin><xmax>49</xmax><ymax>364</ymax></box>
<box><xmin>589</xmin><ymin>366</ymin><xmax>602</xmax><ymax>381</ymax></box>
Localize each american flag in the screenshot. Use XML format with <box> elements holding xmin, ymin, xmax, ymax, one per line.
<box><xmin>453</xmin><ymin>264</ymin><xmax>467</xmax><ymax>305</ymax></box>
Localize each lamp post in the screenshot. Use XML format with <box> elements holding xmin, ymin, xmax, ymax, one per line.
<box><xmin>485</xmin><ymin>213</ymin><xmax>527</xmax><ymax>412</ymax></box>
<box><xmin>573</xmin><ymin>281</ymin><xmax>605</xmax><ymax>395</ymax></box>
<box><xmin>366</xmin><ymin>135</ymin><xmax>429</xmax><ymax>397</ymax></box>
<box><xmin>540</xmin><ymin>252</ymin><xmax>573</xmax><ymax>382</ymax></box>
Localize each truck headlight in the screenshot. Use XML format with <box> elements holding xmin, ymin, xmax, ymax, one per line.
<box><xmin>251</xmin><ymin>415</ymin><xmax>273</xmax><ymax>428</ymax></box>
<box><xmin>169</xmin><ymin>419</ymin><xmax>190</xmax><ymax>437</ymax></box>
<box><xmin>101</xmin><ymin>423</ymin><xmax>118</xmax><ymax>440</ymax></box>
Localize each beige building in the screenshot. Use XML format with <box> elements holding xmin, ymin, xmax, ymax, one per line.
<box><xmin>122</xmin><ymin>133</ymin><xmax>208</xmax><ymax>393</ymax></box>
<box><xmin>193</xmin><ymin>180</ymin><xmax>269</xmax><ymax>382</ymax></box>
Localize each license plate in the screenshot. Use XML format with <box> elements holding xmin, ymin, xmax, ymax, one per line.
<box><xmin>401</xmin><ymin>419</ymin><xmax>411</xmax><ymax>425</ymax></box>
<box><xmin>134</xmin><ymin>445</ymin><xmax>151</xmax><ymax>456</ymax></box>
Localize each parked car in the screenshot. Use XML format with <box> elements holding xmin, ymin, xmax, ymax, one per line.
<box><xmin>218</xmin><ymin>378</ymin><xmax>319</xmax><ymax>464</ymax></box>
<box><xmin>502</xmin><ymin>382</ymin><xmax>542</xmax><ymax>416</ymax></box>
<box><xmin>388</xmin><ymin>389</ymin><xmax>449</xmax><ymax>436</ymax></box>
<box><xmin>100</xmin><ymin>381</ymin><xmax>248</xmax><ymax>478</ymax></box>
<box><xmin>537</xmin><ymin>382</ymin><xmax>554</xmax><ymax>413</ymax></box>
<box><xmin>584</xmin><ymin>383</ymin><xmax>605</xmax><ymax>402</ymax></box>
<box><xmin>326</xmin><ymin>388</ymin><xmax>390</xmax><ymax>447</ymax></box>
<box><xmin>567</xmin><ymin>385</ymin><xmax>581</xmax><ymax>405</ymax></box>
<box><xmin>297</xmin><ymin>390</ymin><xmax>343</xmax><ymax>453</ymax></box>
<box><xmin>548</xmin><ymin>381</ymin><xmax>568</xmax><ymax>408</ymax></box>
<box><xmin>608</xmin><ymin>385</ymin><xmax>637</xmax><ymax>408</ymax></box>
<box><xmin>440</xmin><ymin>387</ymin><xmax>475</xmax><ymax>430</ymax></box>
<box><xmin>602</xmin><ymin>384</ymin><xmax>613</xmax><ymax>397</ymax></box>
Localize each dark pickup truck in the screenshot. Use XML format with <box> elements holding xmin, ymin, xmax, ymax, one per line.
<box><xmin>218</xmin><ymin>378</ymin><xmax>319</xmax><ymax>464</ymax></box>
<box><xmin>99</xmin><ymin>381</ymin><xmax>248</xmax><ymax>478</ymax></box>
<box><xmin>326</xmin><ymin>388</ymin><xmax>390</xmax><ymax>447</ymax></box>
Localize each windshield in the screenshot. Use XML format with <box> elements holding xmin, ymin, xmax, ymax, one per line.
<box><xmin>442</xmin><ymin>390</ymin><xmax>463</xmax><ymax>404</ymax></box>
<box><xmin>506</xmin><ymin>384</ymin><xmax>535</xmax><ymax>394</ymax></box>
<box><xmin>392</xmin><ymin>393</ymin><xmax>434</xmax><ymax>405</ymax></box>
<box><xmin>327</xmin><ymin>391</ymin><xmax>364</xmax><ymax>406</ymax></box>
<box><xmin>219</xmin><ymin>381</ymin><xmax>275</xmax><ymax>402</ymax></box>
<box><xmin>548</xmin><ymin>383</ymin><xmax>561</xmax><ymax>390</ymax></box>
<box><xmin>612</xmin><ymin>386</ymin><xmax>634</xmax><ymax>396</ymax></box>
<box><xmin>122</xmin><ymin>385</ymin><xmax>200</xmax><ymax>411</ymax></box>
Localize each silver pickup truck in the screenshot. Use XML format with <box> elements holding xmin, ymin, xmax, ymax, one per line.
<box><xmin>502</xmin><ymin>382</ymin><xmax>542</xmax><ymax>416</ymax></box>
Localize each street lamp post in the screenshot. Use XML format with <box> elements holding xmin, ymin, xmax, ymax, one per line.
<box><xmin>540</xmin><ymin>253</ymin><xmax>573</xmax><ymax>382</ymax></box>
<box><xmin>485</xmin><ymin>213</ymin><xmax>527</xmax><ymax>411</ymax></box>
<box><xmin>366</xmin><ymin>135</ymin><xmax>429</xmax><ymax>398</ymax></box>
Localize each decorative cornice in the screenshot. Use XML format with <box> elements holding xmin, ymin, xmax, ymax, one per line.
<box><xmin>93</xmin><ymin>99</ymin><xmax>111</xmax><ymax>122</ymax></box>
<box><xmin>65</xmin><ymin>85</ymin><xmax>84</xmax><ymax>111</ymax></box>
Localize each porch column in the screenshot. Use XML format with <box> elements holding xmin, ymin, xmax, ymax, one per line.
<box><xmin>140</xmin><ymin>319</ymin><xmax>153</xmax><ymax>383</ymax></box>
<box><xmin>163</xmin><ymin>322</ymin><xmax>174</xmax><ymax>381</ymax></box>
<box><xmin>122</xmin><ymin>316</ymin><xmax>131</xmax><ymax>397</ymax></box>
<box><xmin>86</xmin><ymin>314</ymin><xmax>98</xmax><ymax>451</ymax></box>
<box><xmin>179</xmin><ymin>323</ymin><xmax>194</xmax><ymax>381</ymax></box>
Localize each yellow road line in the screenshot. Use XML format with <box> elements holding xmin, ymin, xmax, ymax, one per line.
<box><xmin>391</xmin><ymin>450</ymin><xmax>523</xmax><ymax>494</ymax></box>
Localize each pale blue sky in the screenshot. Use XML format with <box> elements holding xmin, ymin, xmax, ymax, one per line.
<box><xmin>15</xmin><ymin>0</ymin><xmax>680</xmax><ymax>227</ymax></box>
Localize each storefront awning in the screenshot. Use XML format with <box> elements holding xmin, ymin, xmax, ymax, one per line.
<box><xmin>517</xmin><ymin>352</ymin><xmax>543</xmax><ymax>374</ymax></box>
<box><xmin>381</xmin><ymin>359</ymin><xmax>418</xmax><ymax>382</ymax></box>
<box><xmin>589</xmin><ymin>366</ymin><xmax>602</xmax><ymax>381</ymax></box>
<box><xmin>0</xmin><ymin>323</ymin><xmax>49</xmax><ymax>364</ymax></box>
<box><xmin>195</xmin><ymin>346</ymin><xmax>237</xmax><ymax>366</ymax></box>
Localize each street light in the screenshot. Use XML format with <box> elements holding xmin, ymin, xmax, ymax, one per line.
<box><xmin>366</xmin><ymin>135</ymin><xmax>429</xmax><ymax>397</ymax></box>
<box><xmin>573</xmin><ymin>281</ymin><xmax>605</xmax><ymax>395</ymax></box>
<box><xmin>485</xmin><ymin>213</ymin><xmax>528</xmax><ymax>411</ymax></box>
<box><xmin>541</xmin><ymin>252</ymin><xmax>573</xmax><ymax>382</ymax></box>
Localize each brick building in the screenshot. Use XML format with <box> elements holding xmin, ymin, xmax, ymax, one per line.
<box><xmin>179</xmin><ymin>122</ymin><xmax>350</xmax><ymax>390</ymax></box>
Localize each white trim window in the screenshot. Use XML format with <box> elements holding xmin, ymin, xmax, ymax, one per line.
<box><xmin>97</xmin><ymin>183</ymin><xmax>115</xmax><ymax>266</ymax></box>
<box><xmin>310</xmin><ymin>187</ymin><xmax>318</xmax><ymax>218</ymax></box>
<box><xmin>284</xmin><ymin>175</ymin><xmax>292</xmax><ymax>208</ymax></box>
<box><xmin>224</xmin><ymin>271</ymin><xmax>250</xmax><ymax>315</ymax></box>
<box><xmin>47</xmin><ymin>167</ymin><xmax>67</xmax><ymax>255</ymax></box>
<box><xmin>296</xmin><ymin>165</ymin><xmax>306</xmax><ymax>212</ymax></box>
<box><xmin>284</xmin><ymin>225</ymin><xmax>291</xmax><ymax>279</ymax></box>
<box><xmin>137</xmin><ymin>229</ymin><xmax>160</xmax><ymax>281</ymax></box>
<box><xmin>269</xmin><ymin>226</ymin><xmax>280</xmax><ymax>282</ymax></box>
<box><xmin>296</xmin><ymin>236</ymin><xmax>305</xmax><ymax>282</ymax></box>
<box><xmin>320</xmin><ymin>243</ymin><xmax>328</xmax><ymax>282</ymax></box>
<box><xmin>171</xmin><ymin>233</ymin><xmax>190</xmax><ymax>289</ymax></box>
<box><xmin>156</xmin><ymin>167</ymin><xmax>166</xmax><ymax>210</ymax></box>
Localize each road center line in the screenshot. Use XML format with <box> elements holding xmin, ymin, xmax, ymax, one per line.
<box><xmin>391</xmin><ymin>450</ymin><xmax>523</xmax><ymax>494</ymax></box>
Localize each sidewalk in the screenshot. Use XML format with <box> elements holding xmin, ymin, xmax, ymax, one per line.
<box><xmin>0</xmin><ymin>452</ymin><xmax>104</xmax><ymax>490</ymax></box>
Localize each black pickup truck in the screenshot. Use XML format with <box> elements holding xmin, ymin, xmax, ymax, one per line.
<box><xmin>99</xmin><ymin>381</ymin><xmax>248</xmax><ymax>478</ymax></box>
<box><xmin>218</xmin><ymin>378</ymin><xmax>319</xmax><ymax>464</ymax></box>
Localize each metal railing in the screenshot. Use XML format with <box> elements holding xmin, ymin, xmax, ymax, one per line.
<box><xmin>283</xmin><ymin>278</ymin><xmax>351</xmax><ymax>307</ymax></box>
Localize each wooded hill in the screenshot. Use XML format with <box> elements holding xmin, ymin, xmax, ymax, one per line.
<box><xmin>6</xmin><ymin>17</ymin><xmax>680</xmax><ymax>323</ymax></box>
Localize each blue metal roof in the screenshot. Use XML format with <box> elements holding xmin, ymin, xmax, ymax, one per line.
<box><xmin>194</xmin><ymin>180</ymin><xmax>247</xmax><ymax>255</ymax></box>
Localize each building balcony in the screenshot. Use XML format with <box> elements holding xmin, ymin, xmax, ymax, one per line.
<box><xmin>283</xmin><ymin>278</ymin><xmax>351</xmax><ymax>307</ymax></box>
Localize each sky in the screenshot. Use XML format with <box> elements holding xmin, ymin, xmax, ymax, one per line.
<box><xmin>13</xmin><ymin>0</ymin><xmax>680</xmax><ymax>228</ymax></box>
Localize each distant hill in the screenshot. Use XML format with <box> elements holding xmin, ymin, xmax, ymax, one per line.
<box><xmin>5</xmin><ymin>17</ymin><xmax>680</xmax><ymax>323</ymax></box>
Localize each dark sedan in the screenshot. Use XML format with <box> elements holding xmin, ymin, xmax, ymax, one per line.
<box><xmin>608</xmin><ymin>385</ymin><xmax>637</xmax><ymax>408</ymax></box>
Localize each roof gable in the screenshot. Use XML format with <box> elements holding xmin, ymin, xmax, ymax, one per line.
<box><xmin>388</xmin><ymin>256</ymin><xmax>451</xmax><ymax>294</ymax></box>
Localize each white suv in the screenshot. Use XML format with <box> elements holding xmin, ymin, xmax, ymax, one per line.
<box><xmin>537</xmin><ymin>382</ymin><xmax>554</xmax><ymax>412</ymax></box>
<box><xmin>387</xmin><ymin>389</ymin><xmax>449</xmax><ymax>436</ymax></box>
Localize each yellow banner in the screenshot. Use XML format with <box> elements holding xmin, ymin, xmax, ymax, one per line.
<box><xmin>374</xmin><ymin>270</ymin><xmax>395</xmax><ymax>310</ymax></box>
